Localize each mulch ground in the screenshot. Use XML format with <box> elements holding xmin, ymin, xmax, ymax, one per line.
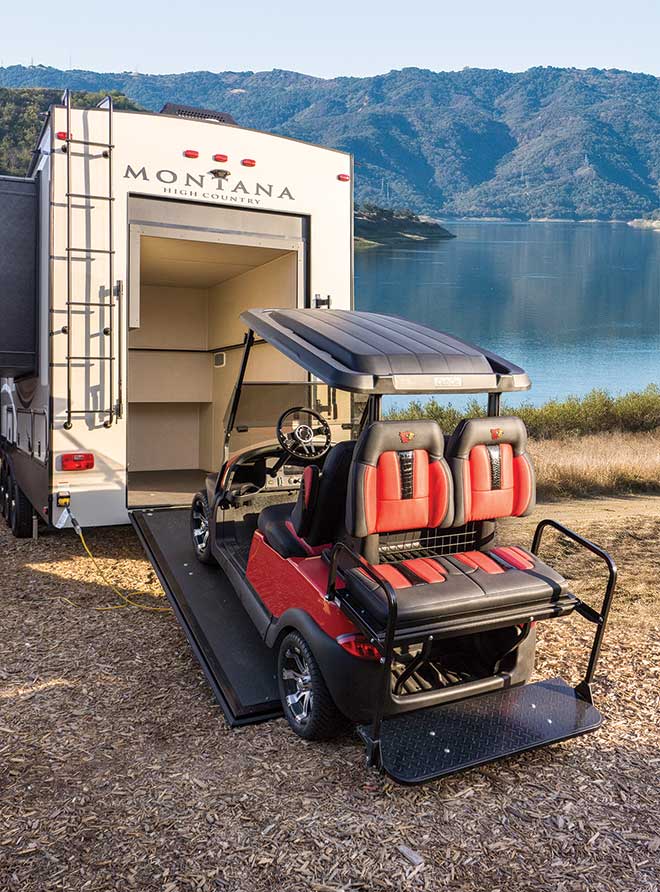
<box><xmin>1</xmin><ymin>498</ymin><xmax>659</xmax><ymax>892</ymax></box>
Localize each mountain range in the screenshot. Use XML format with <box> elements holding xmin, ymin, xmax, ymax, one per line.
<box><xmin>1</xmin><ymin>64</ymin><xmax>659</xmax><ymax>220</ymax></box>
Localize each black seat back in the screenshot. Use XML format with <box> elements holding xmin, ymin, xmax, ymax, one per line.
<box><xmin>290</xmin><ymin>440</ymin><xmax>356</xmax><ymax>546</ymax></box>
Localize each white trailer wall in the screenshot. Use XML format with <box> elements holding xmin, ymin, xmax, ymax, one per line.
<box><xmin>44</xmin><ymin>106</ymin><xmax>352</xmax><ymax>527</ymax></box>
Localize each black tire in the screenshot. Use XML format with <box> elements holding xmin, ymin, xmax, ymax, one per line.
<box><xmin>8</xmin><ymin>470</ymin><xmax>33</xmax><ymax>539</ymax></box>
<box><xmin>277</xmin><ymin>631</ymin><xmax>348</xmax><ymax>740</ymax></box>
<box><xmin>0</xmin><ymin>457</ymin><xmax>9</xmax><ymax>522</ymax></box>
<box><xmin>190</xmin><ymin>491</ymin><xmax>215</xmax><ymax>564</ymax></box>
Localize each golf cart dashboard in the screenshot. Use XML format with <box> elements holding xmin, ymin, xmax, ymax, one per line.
<box><xmin>264</xmin><ymin>463</ymin><xmax>304</xmax><ymax>490</ymax></box>
<box><xmin>218</xmin><ymin>444</ymin><xmax>320</xmax><ymax>508</ymax></box>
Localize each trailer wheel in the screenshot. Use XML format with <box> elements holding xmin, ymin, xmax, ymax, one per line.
<box><xmin>0</xmin><ymin>458</ymin><xmax>9</xmax><ymax>522</ymax></box>
<box><xmin>277</xmin><ymin>631</ymin><xmax>348</xmax><ymax>740</ymax></box>
<box><xmin>7</xmin><ymin>471</ymin><xmax>33</xmax><ymax>539</ymax></box>
<box><xmin>191</xmin><ymin>492</ymin><xmax>216</xmax><ymax>564</ymax></box>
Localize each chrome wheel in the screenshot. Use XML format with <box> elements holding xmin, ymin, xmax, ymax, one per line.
<box><xmin>281</xmin><ymin>646</ymin><xmax>313</xmax><ymax>724</ymax></box>
<box><xmin>190</xmin><ymin>492</ymin><xmax>216</xmax><ymax>565</ymax></box>
<box><xmin>192</xmin><ymin>500</ymin><xmax>209</xmax><ymax>554</ymax></box>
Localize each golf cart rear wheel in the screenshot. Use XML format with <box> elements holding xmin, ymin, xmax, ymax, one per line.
<box><xmin>191</xmin><ymin>491</ymin><xmax>215</xmax><ymax>564</ymax></box>
<box><xmin>277</xmin><ymin>631</ymin><xmax>347</xmax><ymax>740</ymax></box>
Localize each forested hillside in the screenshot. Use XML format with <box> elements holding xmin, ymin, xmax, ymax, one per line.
<box><xmin>2</xmin><ymin>65</ymin><xmax>659</xmax><ymax>219</ymax></box>
<box><xmin>0</xmin><ymin>88</ymin><xmax>139</xmax><ymax>176</ymax></box>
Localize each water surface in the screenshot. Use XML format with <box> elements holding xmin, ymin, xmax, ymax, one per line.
<box><xmin>355</xmin><ymin>222</ymin><xmax>659</xmax><ymax>405</ymax></box>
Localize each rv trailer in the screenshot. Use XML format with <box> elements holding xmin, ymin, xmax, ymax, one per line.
<box><xmin>0</xmin><ymin>93</ymin><xmax>353</xmax><ymax>535</ymax></box>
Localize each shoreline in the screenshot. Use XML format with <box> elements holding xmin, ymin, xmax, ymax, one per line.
<box><xmin>628</xmin><ymin>218</ymin><xmax>660</xmax><ymax>230</ymax></box>
<box><xmin>438</xmin><ymin>216</ymin><xmax>631</xmax><ymax>224</ymax></box>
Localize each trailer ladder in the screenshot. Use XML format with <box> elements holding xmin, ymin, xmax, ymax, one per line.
<box><xmin>59</xmin><ymin>90</ymin><xmax>123</xmax><ymax>430</ymax></box>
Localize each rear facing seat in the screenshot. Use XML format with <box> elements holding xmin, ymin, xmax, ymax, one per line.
<box><xmin>342</xmin><ymin>418</ymin><xmax>575</xmax><ymax>630</ymax></box>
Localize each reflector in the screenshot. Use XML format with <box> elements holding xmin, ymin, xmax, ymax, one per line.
<box><xmin>61</xmin><ymin>453</ymin><xmax>95</xmax><ymax>471</ymax></box>
<box><xmin>336</xmin><ymin>633</ymin><xmax>380</xmax><ymax>661</ymax></box>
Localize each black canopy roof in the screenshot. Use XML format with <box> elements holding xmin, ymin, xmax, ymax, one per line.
<box><xmin>240</xmin><ymin>309</ymin><xmax>531</xmax><ymax>394</ymax></box>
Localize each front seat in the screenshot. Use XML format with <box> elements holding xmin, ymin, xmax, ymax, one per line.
<box><xmin>258</xmin><ymin>440</ymin><xmax>356</xmax><ymax>557</ymax></box>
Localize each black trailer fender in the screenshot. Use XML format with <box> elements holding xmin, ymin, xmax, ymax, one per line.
<box><xmin>266</xmin><ymin>608</ymin><xmax>382</xmax><ymax>724</ymax></box>
<box><xmin>0</xmin><ymin>441</ymin><xmax>49</xmax><ymax>523</ymax></box>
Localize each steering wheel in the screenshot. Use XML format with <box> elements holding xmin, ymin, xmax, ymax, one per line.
<box><xmin>276</xmin><ymin>406</ymin><xmax>332</xmax><ymax>461</ymax></box>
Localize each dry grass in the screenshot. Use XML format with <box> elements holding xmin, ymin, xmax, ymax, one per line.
<box><xmin>1</xmin><ymin>497</ymin><xmax>659</xmax><ymax>891</ymax></box>
<box><xmin>531</xmin><ymin>431</ymin><xmax>660</xmax><ymax>500</ymax></box>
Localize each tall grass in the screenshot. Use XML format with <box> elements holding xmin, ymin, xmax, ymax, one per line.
<box><xmin>385</xmin><ymin>386</ymin><xmax>660</xmax><ymax>438</ymax></box>
<box><xmin>531</xmin><ymin>431</ymin><xmax>660</xmax><ymax>500</ymax></box>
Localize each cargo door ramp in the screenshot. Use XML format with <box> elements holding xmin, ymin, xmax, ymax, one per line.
<box><xmin>131</xmin><ymin>507</ymin><xmax>281</xmax><ymax>726</ymax></box>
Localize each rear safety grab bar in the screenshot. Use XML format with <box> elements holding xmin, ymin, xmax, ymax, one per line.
<box><xmin>531</xmin><ymin>518</ymin><xmax>617</xmax><ymax>703</ymax></box>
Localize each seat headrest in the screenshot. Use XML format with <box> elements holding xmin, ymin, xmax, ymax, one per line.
<box><xmin>447</xmin><ymin>416</ymin><xmax>528</xmax><ymax>459</ymax></box>
<box><xmin>353</xmin><ymin>420</ymin><xmax>445</xmax><ymax>466</ymax></box>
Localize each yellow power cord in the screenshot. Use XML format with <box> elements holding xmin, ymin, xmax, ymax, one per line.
<box><xmin>63</xmin><ymin>508</ymin><xmax>170</xmax><ymax>612</ymax></box>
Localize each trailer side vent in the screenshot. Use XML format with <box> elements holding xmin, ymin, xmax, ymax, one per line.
<box><xmin>214</xmin><ymin>352</ymin><xmax>226</xmax><ymax>368</ymax></box>
<box><xmin>160</xmin><ymin>103</ymin><xmax>237</xmax><ymax>125</ymax></box>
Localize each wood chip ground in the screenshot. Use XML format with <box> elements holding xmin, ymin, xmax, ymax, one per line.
<box><xmin>1</xmin><ymin>496</ymin><xmax>659</xmax><ymax>891</ymax></box>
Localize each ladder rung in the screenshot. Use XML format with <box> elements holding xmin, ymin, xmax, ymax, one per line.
<box><xmin>67</xmin><ymin>193</ymin><xmax>115</xmax><ymax>201</ymax></box>
<box><xmin>66</xmin><ymin>139</ymin><xmax>113</xmax><ymax>149</ymax></box>
<box><xmin>67</xmin><ymin>356</ymin><xmax>113</xmax><ymax>361</ymax></box>
<box><xmin>66</xmin><ymin>247</ymin><xmax>115</xmax><ymax>254</ymax></box>
<box><xmin>66</xmin><ymin>301</ymin><xmax>116</xmax><ymax>308</ymax></box>
<box><xmin>67</xmin><ymin>409</ymin><xmax>114</xmax><ymax>415</ymax></box>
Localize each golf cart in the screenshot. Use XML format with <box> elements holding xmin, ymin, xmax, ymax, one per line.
<box><xmin>137</xmin><ymin>309</ymin><xmax>617</xmax><ymax>784</ymax></box>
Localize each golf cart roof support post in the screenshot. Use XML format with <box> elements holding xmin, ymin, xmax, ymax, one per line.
<box><xmin>488</xmin><ymin>393</ymin><xmax>501</xmax><ymax>416</ymax></box>
<box><xmin>223</xmin><ymin>329</ymin><xmax>255</xmax><ymax>463</ymax></box>
<box><xmin>358</xmin><ymin>395</ymin><xmax>382</xmax><ymax>433</ymax></box>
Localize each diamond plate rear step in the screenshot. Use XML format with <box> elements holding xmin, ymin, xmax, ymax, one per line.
<box><xmin>358</xmin><ymin>678</ymin><xmax>602</xmax><ymax>785</ymax></box>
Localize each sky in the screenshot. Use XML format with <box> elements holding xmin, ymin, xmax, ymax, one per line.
<box><xmin>1</xmin><ymin>0</ymin><xmax>659</xmax><ymax>78</ymax></box>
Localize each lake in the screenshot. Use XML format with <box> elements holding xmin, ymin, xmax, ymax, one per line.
<box><xmin>354</xmin><ymin>222</ymin><xmax>660</xmax><ymax>406</ymax></box>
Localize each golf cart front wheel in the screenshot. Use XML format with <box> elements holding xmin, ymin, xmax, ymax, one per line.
<box><xmin>277</xmin><ymin>631</ymin><xmax>347</xmax><ymax>740</ymax></box>
<box><xmin>190</xmin><ymin>491</ymin><xmax>215</xmax><ymax>564</ymax></box>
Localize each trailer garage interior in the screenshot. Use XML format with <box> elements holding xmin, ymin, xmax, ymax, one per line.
<box><xmin>127</xmin><ymin>233</ymin><xmax>304</xmax><ymax>508</ymax></box>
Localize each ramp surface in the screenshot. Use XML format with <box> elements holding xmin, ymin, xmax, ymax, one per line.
<box><xmin>132</xmin><ymin>508</ymin><xmax>281</xmax><ymax>726</ymax></box>
<box><xmin>367</xmin><ymin>678</ymin><xmax>601</xmax><ymax>784</ymax></box>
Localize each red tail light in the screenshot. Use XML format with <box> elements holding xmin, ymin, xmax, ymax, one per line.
<box><xmin>56</xmin><ymin>131</ymin><xmax>71</xmax><ymax>141</ymax></box>
<box><xmin>213</xmin><ymin>153</ymin><xmax>228</xmax><ymax>162</ymax></box>
<box><xmin>336</xmin><ymin>633</ymin><xmax>380</xmax><ymax>661</ymax></box>
<box><xmin>61</xmin><ymin>453</ymin><xmax>94</xmax><ymax>471</ymax></box>
<box><xmin>241</xmin><ymin>158</ymin><xmax>256</xmax><ymax>167</ymax></box>
<box><xmin>337</xmin><ymin>173</ymin><xmax>351</xmax><ymax>182</ymax></box>
<box><xmin>184</xmin><ymin>149</ymin><xmax>199</xmax><ymax>158</ymax></box>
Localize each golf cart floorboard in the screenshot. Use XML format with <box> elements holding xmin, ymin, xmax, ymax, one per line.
<box><xmin>363</xmin><ymin>678</ymin><xmax>602</xmax><ymax>785</ymax></box>
<box><xmin>131</xmin><ymin>507</ymin><xmax>281</xmax><ymax>727</ymax></box>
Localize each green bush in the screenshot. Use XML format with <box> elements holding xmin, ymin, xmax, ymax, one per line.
<box><xmin>384</xmin><ymin>386</ymin><xmax>660</xmax><ymax>438</ymax></box>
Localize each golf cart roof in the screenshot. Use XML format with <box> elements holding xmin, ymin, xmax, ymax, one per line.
<box><xmin>241</xmin><ymin>309</ymin><xmax>530</xmax><ymax>394</ymax></box>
